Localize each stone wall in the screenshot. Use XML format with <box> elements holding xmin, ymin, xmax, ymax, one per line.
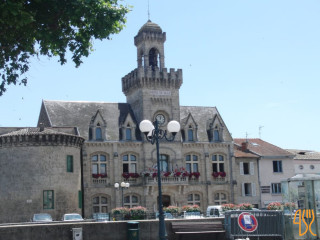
<box><xmin>0</xmin><ymin>218</ymin><xmax>225</xmax><ymax>240</ymax></box>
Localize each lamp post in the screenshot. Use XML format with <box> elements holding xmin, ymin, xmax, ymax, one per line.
<box><xmin>139</xmin><ymin>119</ymin><xmax>180</xmax><ymax>240</ymax></box>
<box><xmin>114</xmin><ymin>182</ymin><xmax>130</xmax><ymax>207</ymax></box>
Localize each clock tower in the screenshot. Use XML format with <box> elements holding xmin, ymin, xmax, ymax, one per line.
<box><xmin>122</xmin><ymin>20</ymin><xmax>183</xmax><ymax>126</ymax></box>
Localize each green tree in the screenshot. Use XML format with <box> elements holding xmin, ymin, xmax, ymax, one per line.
<box><xmin>0</xmin><ymin>0</ymin><xmax>130</xmax><ymax>96</ymax></box>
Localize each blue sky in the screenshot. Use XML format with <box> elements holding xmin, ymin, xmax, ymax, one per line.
<box><xmin>1</xmin><ymin>0</ymin><xmax>319</xmax><ymax>151</ymax></box>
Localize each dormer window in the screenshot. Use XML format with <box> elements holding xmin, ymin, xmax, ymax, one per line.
<box><xmin>96</xmin><ymin>123</ymin><xmax>102</xmax><ymax>140</ymax></box>
<box><xmin>214</xmin><ymin>126</ymin><xmax>220</xmax><ymax>142</ymax></box>
<box><xmin>188</xmin><ymin>125</ymin><xmax>194</xmax><ymax>141</ymax></box>
<box><xmin>126</xmin><ymin>124</ymin><xmax>132</xmax><ymax>141</ymax></box>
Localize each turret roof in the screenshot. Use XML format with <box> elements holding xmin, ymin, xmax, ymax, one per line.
<box><xmin>138</xmin><ymin>20</ymin><xmax>162</xmax><ymax>34</ymax></box>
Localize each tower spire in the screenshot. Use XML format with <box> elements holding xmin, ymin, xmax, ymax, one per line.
<box><xmin>148</xmin><ymin>0</ymin><xmax>150</xmax><ymax>20</ymax></box>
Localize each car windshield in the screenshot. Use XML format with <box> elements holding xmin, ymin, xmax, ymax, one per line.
<box><xmin>65</xmin><ymin>214</ymin><xmax>82</xmax><ymax>220</ymax></box>
<box><xmin>34</xmin><ymin>214</ymin><xmax>52</xmax><ymax>221</ymax></box>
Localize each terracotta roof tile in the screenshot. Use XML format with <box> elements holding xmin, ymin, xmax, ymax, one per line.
<box><xmin>234</xmin><ymin>138</ymin><xmax>294</xmax><ymax>157</ymax></box>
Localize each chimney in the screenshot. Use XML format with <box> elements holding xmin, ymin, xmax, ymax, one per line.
<box><xmin>241</xmin><ymin>142</ymin><xmax>248</xmax><ymax>152</ymax></box>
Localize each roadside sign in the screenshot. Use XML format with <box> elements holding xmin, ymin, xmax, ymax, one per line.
<box><xmin>238</xmin><ymin>212</ymin><xmax>258</xmax><ymax>232</ymax></box>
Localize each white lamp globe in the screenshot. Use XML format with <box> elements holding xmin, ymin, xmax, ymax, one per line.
<box><xmin>120</xmin><ymin>182</ymin><xmax>126</xmax><ymax>187</ymax></box>
<box><xmin>139</xmin><ymin>120</ymin><xmax>154</xmax><ymax>133</ymax></box>
<box><xmin>125</xmin><ymin>182</ymin><xmax>130</xmax><ymax>188</ymax></box>
<box><xmin>114</xmin><ymin>182</ymin><xmax>119</xmax><ymax>188</ymax></box>
<box><xmin>167</xmin><ymin>120</ymin><xmax>180</xmax><ymax>133</ymax></box>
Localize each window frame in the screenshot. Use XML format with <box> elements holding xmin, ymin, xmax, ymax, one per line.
<box><xmin>185</xmin><ymin>154</ymin><xmax>199</xmax><ymax>173</ymax></box>
<box><xmin>271</xmin><ymin>183</ymin><xmax>282</xmax><ymax>194</ymax></box>
<box><xmin>212</xmin><ymin>154</ymin><xmax>225</xmax><ymax>172</ymax></box>
<box><xmin>187</xmin><ymin>193</ymin><xmax>201</xmax><ymax>206</ymax></box>
<box><xmin>92</xmin><ymin>195</ymin><xmax>109</xmax><ymax>213</ymax></box>
<box><xmin>67</xmin><ymin>155</ymin><xmax>74</xmax><ymax>173</ymax></box>
<box><xmin>43</xmin><ymin>190</ymin><xmax>54</xmax><ymax>210</ymax></box>
<box><xmin>273</xmin><ymin>160</ymin><xmax>283</xmax><ymax>173</ymax></box>
<box><xmin>122</xmin><ymin>154</ymin><xmax>137</xmax><ymax>173</ymax></box>
<box><xmin>91</xmin><ymin>154</ymin><xmax>107</xmax><ymax>176</ymax></box>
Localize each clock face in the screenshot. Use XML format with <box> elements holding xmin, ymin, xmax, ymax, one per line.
<box><xmin>155</xmin><ymin>114</ymin><xmax>165</xmax><ymax>125</ymax></box>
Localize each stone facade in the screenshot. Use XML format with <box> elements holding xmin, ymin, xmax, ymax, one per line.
<box><xmin>0</xmin><ymin>128</ymin><xmax>84</xmax><ymax>223</ymax></box>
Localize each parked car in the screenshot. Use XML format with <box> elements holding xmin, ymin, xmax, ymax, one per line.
<box><xmin>206</xmin><ymin>205</ymin><xmax>224</xmax><ymax>217</ymax></box>
<box><xmin>93</xmin><ymin>213</ymin><xmax>110</xmax><ymax>222</ymax></box>
<box><xmin>62</xmin><ymin>213</ymin><xmax>84</xmax><ymax>221</ymax></box>
<box><xmin>32</xmin><ymin>213</ymin><xmax>53</xmax><ymax>222</ymax></box>
<box><xmin>156</xmin><ymin>212</ymin><xmax>174</xmax><ymax>219</ymax></box>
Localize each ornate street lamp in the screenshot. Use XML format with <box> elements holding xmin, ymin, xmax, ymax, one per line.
<box><xmin>114</xmin><ymin>181</ymin><xmax>130</xmax><ymax>207</ymax></box>
<box><xmin>139</xmin><ymin>119</ymin><xmax>180</xmax><ymax>240</ymax></box>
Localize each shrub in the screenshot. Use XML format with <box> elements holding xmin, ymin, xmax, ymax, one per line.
<box><xmin>267</xmin><ymin>202</ymin><xmax>282</xmax><ymax>210</ymax></box>
<box><xmin>130</xmin><ymin>206</ymin><xmax>147</xmax><ymax>220</ymax></box>
<box><xmin>112</xmin><ymin>207</ymin><xmax>130</xmax><ymax>215</ymax></box>
<box><xmin>238</xmin><ymin>203</ymin><xmax>253</xmax><ymax>210</ymax></box>
<box><xmin>164</xmin><ymin>206</ymin><xmax>180</xmax><ymax>213</ymax></box>
<box><xmin>221</xmin><ymin>203</ymin><xmax>237</xmax><ymax>211</ymax></box>
<box><xmin>181</xmin><ymin>204</ymin><xmax>200</xmax><ymax>212</ymax></box>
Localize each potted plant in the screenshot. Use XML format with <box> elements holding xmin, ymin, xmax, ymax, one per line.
<box><xmin>221</xmin><ymin>203</ymin><xmax>237</xmax><ymax>211</ymax></box>
<box><xmin>238</xmin><ymin>203</ymin><xmax>253</xmax><ymax>210</ymax></box>
<box><xmin>129</xmin><ymin>206</ymin><xmax>147</xmax><ymax>220</ymax></box>
<box><xmin>212</xmin><ymin>172</ymin><xmax>219</xmax><ymax>178</ymax></box>
<box><xmin>267</xmin><ymin>202</ymin><xmax>282</xmax><ymax>210</ymax></box>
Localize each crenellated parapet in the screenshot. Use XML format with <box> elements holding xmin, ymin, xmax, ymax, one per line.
<box><xmin>0</xmin><ymin>128</ymin><xmax>85</xmax><ymax>148</ymax></box>
<box><xmin>122</xmin><ymin>66</ymin><xmax>183</xmax><ymax>96</ymax></box>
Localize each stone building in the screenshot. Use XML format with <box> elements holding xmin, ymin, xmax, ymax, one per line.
<box><xmin>37</xmin><ymin>20</ymin><xmax>234</xmax><ymax>218</ymax></box>
<box><xmin>3</xmin><ymin>21</ymin><xmax>299</xmax><ymax>223</ymax></box>
<box><xmin>0</xmin><ymin>127</ymin><xmax>84</xmax><ymax>223</ymax></box>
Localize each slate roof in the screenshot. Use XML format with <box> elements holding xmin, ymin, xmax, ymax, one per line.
<box><xmin>180</xmin><ymin>106</ymin><xmax>233</xmax><ymax>142</ymax></box>
<box><xmin>287</xmin><ymin>149</ymin><xmax>320</xmax><ymax>160</ymax></box>
<box><xmin>40</xmin><ymin>100</ymin><xmax>138</xmax><ymax>141</ymax></box>
<box><xmin>0</xmin><ymin>127</ymin><xmax>79</xmax><ymax>137</ymax></box>
<box><xmin>40</xmin><ymin>101</ymin><xmax>233</xmax><ymax>142</ymax></box>
<box><xmin>234</xmin><ymin>138</ymin><xmax>294</xmax><ymax>157</ymax></box>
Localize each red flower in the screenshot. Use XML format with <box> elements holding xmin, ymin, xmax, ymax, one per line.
<box><xmin>182</xmin><ymin>172</ymin><xmax>190</xmax><ymax>177</ymax></box>
<box><xmin>152</xmin><ymin>172</ymin><xmax>157</xmax><ymax>178</ymax></box>
<box><xmin>92</xmin><ymin>174</ymin><xmax>100</xmax><ymax>178</ymax></box>
<box><xmin>174</xmin><ymin>172</ymin><xmax>181</xmax><ymax>177</ymax></box>
<box><xmin>219</xmin><ymin>172</ymin><xmax>226</xmax><ymax>177</ymax></box>
<box><xmin>192</xmin><ymin>172</ymin><xmax>200</xmax><ymax>178</ymax></box>
<box><xmin>100</xmin><ymin>173</ymin><xmax>107</xmax><ymax>178</ymax></box>
<box><xmin>164</xmin><ymin>172</ymin><xmax>171</xmax><ymax>177</ymax></box>
<box><xmin>212</xmin><ymin>172</ymin><xmax>219</xmax><ymax>178</ymax></box>
<box><xmin>122</xmin><ymin>172</ymin><xmax>130</xmax><ymax>179</ymax></box>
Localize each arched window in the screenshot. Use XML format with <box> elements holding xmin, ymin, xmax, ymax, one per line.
<box><xmin>92</xmin><ymin>196</ymin><xmax>108</xmax><ymax>213</ymax></box>
<box><xmin>159</xmin><ymin>154</ymin><xmax>169</xmax><ymax>172</ymax></box>
<box><xmin>92</xmin><ymin>154</ymin><xmax>107</xmax><ymax>177</ymax></box>
<box><xmin>188</xmin><ymin>193</ymin><xmax>201</xmax><ymax>206</ymax></box>
<box><xmin>212</xmin><ymin>154</ymin><xmax>225</xmax><ymax>172</ymax></box>
<box><xmin>149</xmin><ymin>48</ymin><xmax>159</xmax><ymax>69</ymax></box>
<box><xmin>214</xmin><ymin>192</ymin><xmax>228</xmax><ymax>205</ymax></box>
<box><xmin>185</xmin><ymin>154</ymin><xmax>199</xmax><ymax>172</ymax></box>
<box><xmin>124</xmin><ymin>195</ymin><xmax>139</xmax><ymax>208</ymax></box>
<box><xmin>122</xmin><ymin>154</ymin><xmax>137</xmax><ymax>173</ymax></box>
<box><xmin>188</xmin><ymin>125</ymin><xmax>194</xmax><ymax>141</ymax></box>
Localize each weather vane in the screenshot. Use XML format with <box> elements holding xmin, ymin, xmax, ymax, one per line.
<box><xmin>148</xmin><ymin>0</ymin><xmax>150</xmax><ymax>20</ymax></box>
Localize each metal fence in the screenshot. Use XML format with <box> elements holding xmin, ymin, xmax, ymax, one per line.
<box><xmin>224</xmin><ymin>210</ymin><xmax>284</xmax><ymax>240</ymax></box>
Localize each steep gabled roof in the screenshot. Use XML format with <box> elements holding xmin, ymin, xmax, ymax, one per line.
<box><xmin>39</xmin><ymin>100</ymin><xmax>137</xmax><ymax>140</ymax></box>
<box><xmin>180</xmin><ymin>106</ymin><xmax>233</xmax><ymax>142</ymax></box>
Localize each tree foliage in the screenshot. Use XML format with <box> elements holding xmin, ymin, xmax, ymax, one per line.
<box><xmin>0</xmin><ymin>0</ymin><xmax>130</xmax><ymax>96</ymax></box>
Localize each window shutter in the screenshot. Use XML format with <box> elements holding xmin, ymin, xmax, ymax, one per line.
<box><xmin>250</xmin><ymin>162</ymin><xmax>254</xmax><ymax>175</ymax></box>
<box><xmin>240</xmin><ymin>162</ymin><xmax>244</xmax><ymax>175</ymax></box>
<box><xmin>242</xmin><ymin>183</ymin><xmax>245</xmax><ymax>196</ymax></box>
<box><xmin>252</xmin><ymin>183</ymin><xmax>256</xmax><ymax>196</ymax></box>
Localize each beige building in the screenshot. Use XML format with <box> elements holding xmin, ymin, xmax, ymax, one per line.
<box><xmin>233</xmin><ymin>142</ymin><xmax>260</xmax><ymax>207</ymax></box>
<box><xmin>234</xmin><ymin>138</ymin><xmax>295</xmax><ymax>208</ymax></box>
<box><xmin>287</xmin><ymin>149</ymin><xmax>320</xmax><ymax>175</ymax></box>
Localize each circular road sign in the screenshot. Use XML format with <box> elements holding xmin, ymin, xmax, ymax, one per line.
<box><xmin>237</xmin><ymin>212</ymin><xmax>258</xmax><ymax>232</ymax></box>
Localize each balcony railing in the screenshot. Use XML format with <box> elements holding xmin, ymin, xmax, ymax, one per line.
<box><xmin>146</xmin><ymin>176</ymin><xmax>192</xmax><ymax>185</ymax></box>
<box><xmin>92</xmin><ymin>178</ymin><xmax>108</xmax><ymax>184</ymax></box>
<box><xmin>212</xmin><ymin>177</ymin><xmax>228</xmax><ymax>184</ymax></box>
